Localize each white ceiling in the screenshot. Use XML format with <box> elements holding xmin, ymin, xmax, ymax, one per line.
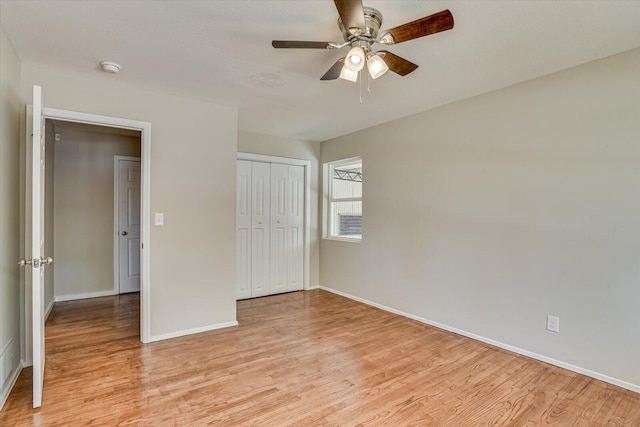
<box><xmin>2</xmin><ymin>1</ymin><xmax>640</xmax><ymax>142</ymax></box>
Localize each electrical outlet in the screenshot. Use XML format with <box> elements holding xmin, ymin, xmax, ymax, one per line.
<box><xmin>547</xmin><ymin>315</ymin><xmax>560</xmax><ymax>333</ymax></box>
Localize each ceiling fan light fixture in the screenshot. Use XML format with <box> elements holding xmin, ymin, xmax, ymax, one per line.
<box><xmin>339</xmin><ymin>65</ymin><xmax>358</xmax><ymax>82</ymax></box>
<box><xmin>367</xmin><ymin>53</ymin><xmax>389</xmax><ymax>79</ymax></box>
<box><xmin>345</xmin><ymin>46</ymin><xmax>366</xmax><ymax>72</ymax></box>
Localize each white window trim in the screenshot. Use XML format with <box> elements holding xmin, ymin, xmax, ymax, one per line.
<box><xmin>323</xmin><ymin>157</ymin><xmax>363</xmax><ymax>243</ymax></box>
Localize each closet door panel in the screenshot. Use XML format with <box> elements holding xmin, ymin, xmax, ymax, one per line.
<box><xmin>236</xmin><ymin>160</ymin><xmax>252</xmax><ymax>300</ymax></box>
<box><xmin>238</xmin><ymin>159</ymin><xmax>306</xmax><ymax>300</ymax></box>
<box><xmin>270</xmin><ymin>163</ymin><xmax>288</xmax><ymax>294</ymax></box>
<box><xmin>251</xmin><ymin>162</ymin><xmax>271</xmax><ymax>297</ymax></box>
<box><xmin>287</xmin><ymin>165</ymin><xmax>305</xmax><ymax>291</ymax></box>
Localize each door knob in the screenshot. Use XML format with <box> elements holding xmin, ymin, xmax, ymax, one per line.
<box><xmin>41</xmin><ymin>257</ymin><xmax>53</xmax><ymax>266</ymax></box>
<box><xmin>18</xmin><ymin>259</ymin><xmax>32</xmax><ymax>267</ymax></box>
<box><xmin>121</xmin><ymin>231</ymin><xmax>128</xmax><ymax>236</ymax></box>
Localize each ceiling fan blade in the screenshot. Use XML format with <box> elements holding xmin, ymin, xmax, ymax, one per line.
<box><xmin>334</xmin><ymin>0</ymin><xmax>366</xmax><ymax>34</ymax></box>
<box><xmin>380</xmin><ymin>9</ymin><xmax>454</xmax><ymax>45</ymax></box>
<box><xmin>272</xmin><ymin>40</ymin><xmax>333</xmax><ymax>49</ymax></box>
<box><xmin>379</xmin><ymin>51</ymin><xmax>418</xmax><ymax>76</ymax></box>
<box><xmin>321</xmin><ymin>58</ymin><xmax>346</xmax><ymax>80</ymax></box>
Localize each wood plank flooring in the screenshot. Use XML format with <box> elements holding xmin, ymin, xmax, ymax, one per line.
<box><xmin>1</xmin><ymin>289</ymin><xmax>639</xmax><ymax>426</ymax></box>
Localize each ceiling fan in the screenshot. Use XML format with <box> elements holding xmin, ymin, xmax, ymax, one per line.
<box><xmin>272</xmin><ymin>0</ymin><xmax>454</xmax><ymax>82</ymax></box>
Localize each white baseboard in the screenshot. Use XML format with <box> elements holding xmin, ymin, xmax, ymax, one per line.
<box><xmin>0</xmin><ymin>361</ymin><xmax>23</xmax><ymax>412</ymax></box>
<box><xmin>55</xmin><ymin>289</ymin><xmax>117</xmax><ymax>302</ymax></box>
<box><xmin>44</xmin><ymin>298</ymin><xmax>55</xmax><ymax>321</ymax></box>
<box><xmin>305</xmin><ymin>285</ymin><xmax>320</xmax><ymax>290</ymax></box>
<box><xmin>147</xmin><ymin>321</ymin><xmax>239</xmax><ymax>343</ymax></box>
<box><xmin>319</xmin><ymin>286</ymin><xmax>640</xmax><ymax>394</ymax></box>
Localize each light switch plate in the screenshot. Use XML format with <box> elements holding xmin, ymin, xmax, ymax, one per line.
<box><xmin>154</xmin><ymin>213</ymin><xmax>164</xmax><ymax>226</ymax></box>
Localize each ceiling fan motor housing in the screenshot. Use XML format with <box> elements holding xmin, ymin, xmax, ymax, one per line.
<box><xmin>338</xmin><ymin>7</ymin><xmax>383</xmax><ymax>43</ymax></box>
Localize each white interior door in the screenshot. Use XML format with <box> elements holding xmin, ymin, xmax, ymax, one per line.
<box><xmin>237</xmin><ymin>158</ymin><xmax>306</xmax><ymax>300</ymax></box>
<box><xmin>287</xmin><ymin>165</ymin><xmax>304</xmax><ymax>291</ymax></box>
<box><xmin>251</xmin><ymin>162</ymin><xmax>271</xmax><ymax>297</ymax></box>
<box><xmin>117</xmin><ymin>158</ymin><xmax>141</xmax><ymax>293</ymax></box>
<box><xmin>31</xmin><ymin>85</ymin><xmax>48</xmax><ymax>408</ymax></box>
<box><xmin>236</xmin><ymin>160</ymin><xmax>252</xmax><ymax>299</ymax></box>
<box><xmin>270</xmin><ymin>163</ymin><xmax>288</xmax><ymax>294</ymax></box>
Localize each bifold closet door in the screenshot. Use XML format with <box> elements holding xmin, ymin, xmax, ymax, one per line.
<box><xmin>270</xmin><ymin>164</ymin><xmax>288</xmax><ymax>294</ymax></box>
<box><xmin>236</xmin><ymin>160</ymin><xmax>252</xmax><ymax>300</ymax></box>
<box><xmin>270</xmin><ymin>163</ymin><xmax>304</xmax><ymax>294</ymax></box>
<box><xmin>287</xmin><ymin>165</ymin><xmax>304</xmax><ymax>292</ymax></box>
<box><xmin>250</xmin><ymin>162</ymin><xmax>270</xmax><ymax>297</ymax></box>
<box><xmin>238</xmin><ymin>160</ymin><xmax>304</xmax><ymax>299</ymax></box>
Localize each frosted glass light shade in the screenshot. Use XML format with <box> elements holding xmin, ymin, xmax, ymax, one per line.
<box><xmin>367</xmin><ymin>54</ymin><xmax>389</xmax><ymax>79</ymax></box>
<box><xmin>339</xmin><ymin>65</ymin><xmax>358</xmax><ymax>82</ymax></box>
<box><xmin>345</xmin><ymin>46</ymin><xmax>366</xmax><ymax>72</ymax></box>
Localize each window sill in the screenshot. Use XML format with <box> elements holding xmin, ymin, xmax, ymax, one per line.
<box><xmin>323</xmin><ymin>236</ymin><xmax>362</xmax><ymax>243</ymax></box>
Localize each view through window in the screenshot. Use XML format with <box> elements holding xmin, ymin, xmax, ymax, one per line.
<box><xmin>326</xmin><ymin>158</ymin><xmax>362</xmax><ymax>240</ymax></box>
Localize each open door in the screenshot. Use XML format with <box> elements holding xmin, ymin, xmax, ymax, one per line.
<box><xmin>31</xmin><ymin>84</ymin><xmax>49</xmax><ymax>408</ymax></box>
<box><xmin>19</xmin><ymin>85</ymin><xmax>52</xmax><ymax>408</ymax></box>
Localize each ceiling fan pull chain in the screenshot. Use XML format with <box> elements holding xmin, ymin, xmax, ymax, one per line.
<box><xmin>367</xmin><ymin>70</ymin><xmax>371</xmax><ymax>94</ymax></box>
<box><xmin>359</xmin><ymin>71</ymin><xmax>363</xmax><ymax>104</ymax></box>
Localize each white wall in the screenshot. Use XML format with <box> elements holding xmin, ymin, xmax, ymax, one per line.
<box><xmin>52</xmin><ymin>124</ymin><xmax>140</xmax><ymax>298</ymax></box>
<box><xmin>21</xmin><ymin>64</ymin><xmax>238</xmax><ymax>339</ymax></box>
<box><xmin>0</xmin><ymin>25</ymin><xmax>23</xmax><ymax>407</ymax></box>
<box><xmin>238</xmin><ymin>130</ymin><xmax>320</xmax><ymax>287</ymax></box>
<box><xmin>320</xmin><ymin>48</ymin><xmax>640</xmax><ymax>389</ymax></box>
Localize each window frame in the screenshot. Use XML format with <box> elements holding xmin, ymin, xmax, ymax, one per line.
<box><xmin>324</xmin><ymin>157</ymin><xmax>363</xmax><ymax>243</ymax></box>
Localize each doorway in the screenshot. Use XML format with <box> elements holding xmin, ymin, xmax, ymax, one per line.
<box><xmin>23</xmin><ymin>106</ymin><xmax>152</xmax><ymax>368</ymax></box>
<box><xmin>49</xmin><ymin>121</ymin><xmax>141</xmax><ymax>302</ymax></box>
<box><xmin>44</xmin><ymin>108</ymin><xmax>151</xmax><ymax>344</ymax></box>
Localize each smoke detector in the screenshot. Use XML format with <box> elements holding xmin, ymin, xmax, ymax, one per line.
<box><xmin>100</xmin><ymin>61</ymin><xmax>121</xmax><ymax>74</ymax></box>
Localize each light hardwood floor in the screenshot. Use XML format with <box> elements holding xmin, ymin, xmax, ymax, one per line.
<box><xmin>1</xmin><ymin>290</ymin><xmax>639</xmax><ymax>426</ymax></box>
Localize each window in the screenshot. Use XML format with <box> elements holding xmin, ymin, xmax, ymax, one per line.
<box><xmin>325</xmin><ymin>157</ymin><xmax>362</xmax><ymax>241</ymax></box>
